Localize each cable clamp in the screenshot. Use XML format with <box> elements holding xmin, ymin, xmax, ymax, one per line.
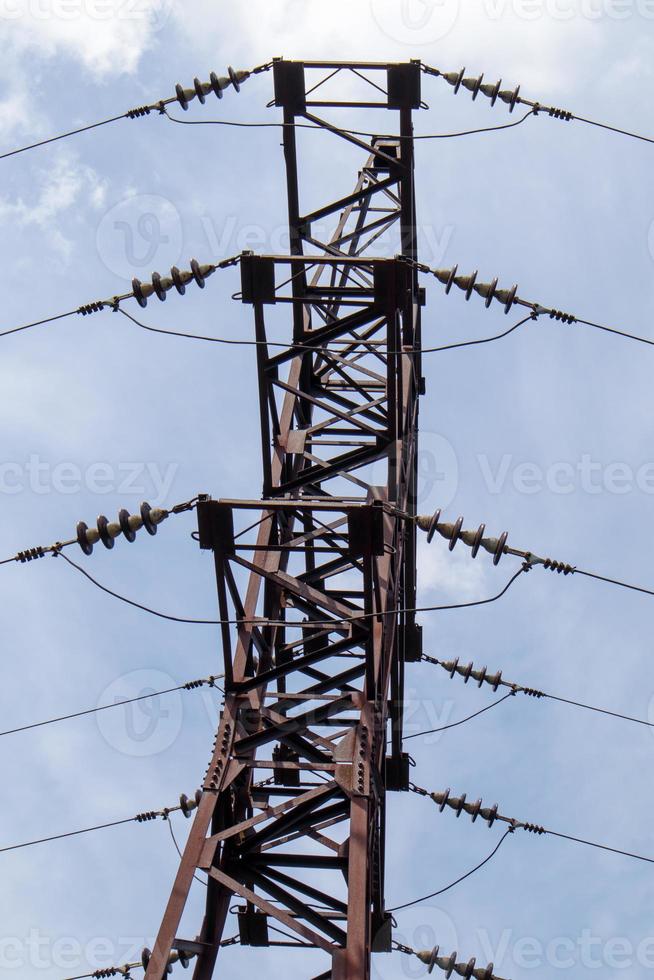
<box><xmin>217</xmin><ymin>254</ymin><xmax>241</xmax><ymax>269</ymax></box>
<box><xmin>125</xmin><ymin>104</ymin><xmax>153</xmax><ymax>119</ymax></box>
<box><xmin>543</xmin><ymin>558</ymin><xmax>576</xmax><ymax>575</ymax></box>
<box><xmin>77</xmin><ymin>300</ymin><xmax>107</xmax><ymax>317</ymax></box>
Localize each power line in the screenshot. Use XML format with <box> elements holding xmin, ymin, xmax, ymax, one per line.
<box><xmin>403</xmin><ymin>693</ymin><xmax>514</xmax><ymax>741</ymax></box>
<box><xmin>0</xmin><ymin>796</ymin><xmax>201</xmax><ymax>855</ymax></box>
<box><xmin>0</xmin><ymin>112</ymin><xmax>134</xmax><ymax>162</ymax></box>
<box><xmin>117</xmin><ymin>305</ymin><xmax>538</xmax><ymax>356</ymax></box>
<box><xmin>417</xmin><ymin>509</ymin><xmax>654</xmax><ymax>604</ymax></box>
<box><xmin>62</xmin><ymin>937</ymin><xmax>240</xmax><ymax>978</ymax></box>
<box><xmin>0</xmin><ymin>64</ymin><xmax>268</xmax><ymax>162</ymax></box>
<box><xmin>421</xmin><ymin>62</ymin><xmax>654</xmax><ymax>148</ymax></box>
<box><xmin>0</xmin><ymin>496</ymin><xmax>198</xmax><ymax>567</ymax></box>
<box><xmin>55</xmin><ymin>551</ymin><xmax>221</xmax><ymax>625</ymax></box>
<box><xmin>571</xmin><ymin>113</ymin><xmax>654</xmax><ymax>146</ymax></box>
<box><xmin>413</xmin><ymin>259</ymin><xmax>654</xmax><ymax>350</ymax></box>
<box><xmin>162</xmin><ymin>105</ymin><xmax>536</xmax><ymax>140</ymax></box>
<box><xmin>8</xmin><ymin>255</ymin><xmax>654</xmax><ymax>361</ymax></box>
<box><xmin>167</xmin><ymin>817</ymin><xmax>208</xmax><ymax>889</ymax></box>
<box><xmin>388</xmin><ymin>829</ymin><xmax>514</xmax><ymax>912</ymax></box>
<box><xmin>1</xmin><ymin>816</ymin><xmax>138</xmax><ymax>855</ymax></box>
<box><xmin>422</xmin><ymin>655</ymin><xmax>654</xmax><ymax>732</ymax></box>
<box><xmin>52</xmin><ymin>549</ymin><xmax>528</xmax><ymax>630</ymax></box>
<box><xmin>411</xmin><ymin>784</ymin><xmax>654</xmax><ymax>868</ymax></box>
<box><xmin>0</xmin><ymin>674</ymin><xmax>223</xmax><ymax>739</ymax></box>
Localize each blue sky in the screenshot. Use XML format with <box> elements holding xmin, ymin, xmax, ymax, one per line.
<box><xmin>1</xmin><ymin>2</ymin><xmax>654</xmax><ymax>978</ymax></box>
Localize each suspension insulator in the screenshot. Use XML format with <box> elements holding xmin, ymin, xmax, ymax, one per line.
<box><xmin>97</xmin><ymin>514</ymin><xmax>120</xmax><ymax>550</ymax></box>
<box><xmin>118</xmin><ymin>508</ymin><xmax>138</xmax><ymax>542</ymax></box>
<box><xmin>480</xmin><ymin>78</ymin><xmax>502</xmax><ymax>105</ymax></box>
<box><xmin>77</xmin><ymin>521</ymin><xmax>100</xmax><ymax>556</ymax></box>
<box><xmin>131</xmin><ymin>277</ymin><xmax>154</xmax><ymax>309</ymax></box>
<box><xmin>442</xmin><ymin>67</ymin><xmax>466</xmax><ymax>93</ymax></box>
<box><xmin>498</xmin><ymin>83</ymin><xmax>521</xmax><ymax>111</ymax></box>
<box><xmin>209</xmin><ymin>70</ymin><xmax>225</xmax><ymax>98</ymax></box>
<box><xmin>461</xmin><ymin>72</ymin><xmax>484</xmax><ymax>99</ymax></box>
<box><xmin>175</xmin><ymin>82</ymin><xmax>190</xmax><ymax>110</ymax></box>
<box><xmin>170</xmin><ymin>265</ymin><xmax>187</xmax><ymax>295</ymax></box>
<box><xmin>429</xmin><ymin>788</ymin><xmax>503</xmax><ymax>828</ymax></box>
<box><xmin>193</xmin><ymin>76</ymin><xmax>206</xmax><ymax>104</ymax></box>
<box><xmin>151</xmin><ymin>270</ymin><xmax>167</xmax><ymax>302</ymax></box>
<box><xmin>228</xmin><ymin>65</ymin><xmax>241</xmax><ymax>91</ymax></box>
<box><xmin>454</xmin><ymin>270</ymin><xmax>478</xmax><ymax>300</ymax></box>
<box><xmin>140</xmin><ymin>501</ymin><xmax>157</xmax><ymax>535</ymax></box>
<box><xmin>140</xmin><ymin>501</ymin><xmax>168</xmax><ymax>535</ymax></box>
<box><xmin>426</xmin><ymin>508</ymin><xmax>441</xmax><ymax>544</ymax></box>
<box><xmin>190</xmin><ymin>257</ymin><xmax>205</xmax><ymax>288</ymax></box>
<box><xmin>492</xmin><ymin>530</ymin><xmax>508</xmax><ymax>565</ymax></box>
<box><xmin>180</xmin><ymin>791</ymin><xmax>201</xmax><ymax>818</ymax></box>
<box><xmin>448</xmin><ymin>516</ymin><xmax>464</xmax><ymax>551</ymax></box>
<box><xmin>497</xmin><ymin>283</ymin><xmax>518</xmax><ymax>314</ymax></box>
<box><xmin>465</xmin><ymin>523</ymin><xmax>486</xmax><ymax>558</ymax></box>
<box><xmin>430</xmin><ymin>265</ymin><xmax>520</xmax><ymax>314</ymax></box>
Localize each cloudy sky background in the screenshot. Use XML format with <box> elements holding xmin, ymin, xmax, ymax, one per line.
<box><xmin>1</xmin><ymin>1</ymin><xmax>654</xmax><ymax>977</ymax></box>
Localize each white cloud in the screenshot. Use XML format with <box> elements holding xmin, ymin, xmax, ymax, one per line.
<box><xmin>0</xmin><ymin>0</ymin><xmax>169</xmax><ymax>78</ymax></box>
<box><xmin>417</xmin><ymin>536</ymin><xmax>488</xmax><ymax>600</ymax></box>
<box><xmin>0</xmin><ymin>150</ymin><xmax>108</xmax><ymax>258</ymax></box>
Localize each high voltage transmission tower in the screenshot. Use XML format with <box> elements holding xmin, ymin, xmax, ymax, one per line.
<box><xmin>145</xmin><ymin>59</ymin><xmax>425</xmax><ymax>979</ymax></box>
<box><xmin>7</xmin><ymin>53</ymin><xmax>654</xmax><ymax>980</ymax></box>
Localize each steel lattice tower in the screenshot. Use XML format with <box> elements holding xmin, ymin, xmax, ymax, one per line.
<box><xmin>145</xmin><ymin>59</ymin><xmax>425</xmax><ymax>980</ymax></box>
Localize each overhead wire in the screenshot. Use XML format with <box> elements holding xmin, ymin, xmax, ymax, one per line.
<box><xmin>412</xmin><ymin>784</ymin><xmax>654</xmax><ymax>868</ymax></box>
<box><xmin>52</xmin><ymin>550</ymin><xmax>529</xmax><ymax>629</ymax></box>
<box><xmin>0</xmin><ymin>62</ymin><xmax>272</xmax><ymax>162</ymax></box>
<box><xmin>421</xmin><ymin>654</ymin><xmax>654</xmax><ymax>732</ymax></box>
<box><xmin>161</xmin><ymin>105</ymin><xmax>536</xmax><ymax>140</ymax></box>
<box><xmin>0</xmin><ymin>674</ymin><xmax>223</xmax><ymax>739</ymax></box>
<box><xmin>167</xmin><ymin>817</ymin><xmax>208</xmax><ymax>888</ymax></box>
<box><xmin>0</xmin><ymin>112</ymin><xmax>136</xmax><ymax>161</ymax></box>
<box><xmin>388</xmin><ymin>829</ymin><xmax>514</xmax><ymax>912</ymax></box>
<box><xmin>0</xmin><ymin>799</ymin><xmax>195</xmax><ymax>855</ymax></box>
<box><xmin>117</xmin><ymin>306</ymin><xmax>538</xmax><ymax>356</ymax></box>
<box><xmin>403</xmin><ymin>692</ymin><xmax>514</xmax><ymax>741</ymax></box>
<box><xmin>421</xmin><ymin>61</ymin><xmax>654</xmax><ymax>148</ymax></box>
<box><xmin>0</xmin><ymin>816</ymin><xmax>137</xmax><ymax>855</ymax></box>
